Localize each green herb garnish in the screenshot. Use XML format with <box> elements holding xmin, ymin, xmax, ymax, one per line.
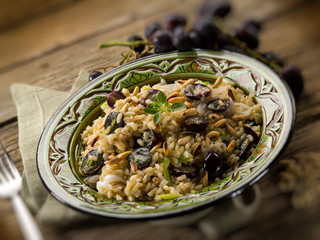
<box><xmin>144</xmin><ymin>91</ymin><xmax>186</xmax><ymax>125</ymax></box>
<box><xmin>163</xmin><ymin>157</ymin><xmax>171</xmax><ymax>185</ymax></box>
<box><xmin>179</xmin><ymin>151</ymin><xmax>193</xmax><ymax>163</ymax></box>
<box><xmin>156</xmin><ymin>193</ymin><xmax>183</xmax><ymax>200</ymax></box>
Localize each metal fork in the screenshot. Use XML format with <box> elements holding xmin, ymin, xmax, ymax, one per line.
<box><xmin>0</xmin><ymin>142</ymin><xmax>43</xmax><ymax>240</ymax></box>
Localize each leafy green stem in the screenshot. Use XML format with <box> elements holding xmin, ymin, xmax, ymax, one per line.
<box><xmin>144</xmin><ymin>91</ymin><xmax>186</xmax><ymax>125</ymax></box>
<box><xmin>99</xmin><ymin>40</ymin><xmax>150</xmax><ymax>49</ymax></box>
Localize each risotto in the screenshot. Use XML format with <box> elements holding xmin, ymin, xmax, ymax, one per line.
<box><xmin>79</xmin><ymin>77</ymin><xmax>262</xmax><ymax>201</ymax></box>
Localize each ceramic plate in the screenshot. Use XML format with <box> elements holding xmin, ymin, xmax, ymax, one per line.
<box><xmin>37</xmin><ymin>50</ymin><xmax>295</xmax><ymax>219</ymax></box>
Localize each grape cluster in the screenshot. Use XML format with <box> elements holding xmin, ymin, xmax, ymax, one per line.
<box><xmin>98</xmin><ymin>0</ymin><xmax>304</xmax><ymax>99</ymax></box>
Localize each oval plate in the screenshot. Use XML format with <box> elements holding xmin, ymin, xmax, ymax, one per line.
<box><xmin>37</xmin><ymin>50</ymin><xmax>295</xmax><ymax>219</ymax></box>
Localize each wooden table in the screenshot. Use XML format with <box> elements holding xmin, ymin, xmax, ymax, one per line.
<box><xmin>0</xmin><ymin>0</ymin><xmax>319</xmax><ymax>239</ymax></box>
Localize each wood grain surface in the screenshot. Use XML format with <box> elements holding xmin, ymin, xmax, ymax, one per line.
<box><xmin>0</xmin><ymin>0</ymin><xmax>319</xmax><ymax>239</ymax></box>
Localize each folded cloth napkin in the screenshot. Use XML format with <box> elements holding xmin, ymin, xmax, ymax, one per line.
<box><xmin>10</xmin><ymin>70</ymin><xmax>90</xmax><ymax>225</ymax></box>
<box><xmin>10</xmin><ymin>70</ymin><xmax>260</xmax><ymax>238</ymax></box>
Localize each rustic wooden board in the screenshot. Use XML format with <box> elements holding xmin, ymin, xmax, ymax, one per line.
<box><xmin>0</xmin><ymin>0</ymin><xmax>319</xmax><ymax>239</ymax></box>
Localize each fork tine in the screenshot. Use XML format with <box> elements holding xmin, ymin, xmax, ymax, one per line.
<box><xmin>0</xmin><ymin>152</ymin><xmax>12</xmax><ymax>180</ymax></box>
<box><xmin>0</xmin><ymin>169</ymin><xmax>6</xmax><ymax>182</ymax></box>
<box><xmin>0</xmin><ymin>142</ymin><xmax>20</xmax><ymax>178</ymax></box>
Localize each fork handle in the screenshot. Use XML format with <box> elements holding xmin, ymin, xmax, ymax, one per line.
<box><xmin>12</xmin><ymin>194</ymin><xmax>43</xmax><ymax>240</ymax></box>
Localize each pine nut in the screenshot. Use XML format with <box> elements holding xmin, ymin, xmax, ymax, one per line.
<box><xmin>211</xmin><ymin>76</ymin><xmax>223</xmax><ymax>88</ymax></box>
<box><xmin>192</xmin><ymin>142</ymin><xmax>202</xmax><ymax>156</ymax></box>
<box><xmin>231</xmin><ymin>114</ymin><xmax>245</xmax><ymax>121</ymax></box>
<box><xmin>150</xmin><ymin>142</ymin><xmax>162</xmax><ymax>154</ymax></box>
<box><xmin>209</xmin><ymin>113</ymin><xmax>223</xmax><ymax>120</ymax></box>
<box><xmin>227</xmin><ymin>140</ymin><xmax>236</xmax><ymax>152</ymax></box>
<box><xmin>130</xmin><ymin>161</ymin><xmax>138</xmax><ymax>172</ymax></box>
<box><xmin>163</xmin><ymin>142</ymin><xmax>169</xmax><ymax>156</ymax></box>
<box><xmin>206</xmin><ymin>131</ymin><xmax>221</xmax><ymax>139</ymax></box>
<box><xmin>117</xmin><ymin>151</ymin><xmax>132</xmax><ymax>160</ymax></box>
<box><xmin>214</xmin><ymin>118</ymin><xmax>226</xmax><ymax>127</ymax></box>
<box><xmin>181</xmin><ymin>79</ymin><xmax>195</xmax><ymax>88</ymax></box>
<box><xmin>168</xmin><ymin>97</ymin><xmax>185</xmax><ymax>103</ymax></box>
<box><xmin>107</xmin><ymin>157</ymin><xmax>121</xmax><ymax>164</ymax></box>
<box><xmin>166</xmin><ymin>92</ymin><xmax>179</xmax><ymax>100</ymax></box>
<box><xmin>122</xmin><ymin>88</ymin><xmax>130</xmax><ymax>97</ymax></box>
<box><xmin>183</xmin><ymin>108</ymin><xmax>197</xmax><ymax>116</ymax></box>
<box><xmin>114</xmin><ymin>140</ymin><xmax>126</xmax><ymax>152</ymax></box>
<box><xmin>184</xmin><ymin>101</ymin><xmax>192</xmax><ymax>108</ymax></box>
<box><xmin>178</xmin><ymin>136</ymin><xmax>191</xmax><ymax>145</ymax></box>
<box><xmin>226</xmin><ymin>123</ymin><xmax>236</xmax><ymax>135</ymax></box>
<box><xmin>132</xmin><ymin>86</ymin><xmax>139</xmax><ymax>96</ymax></box>
<box><xmin>228</xmin><ymin>88</ymin><xmax>235</xmax><ymax>100</ymax></box>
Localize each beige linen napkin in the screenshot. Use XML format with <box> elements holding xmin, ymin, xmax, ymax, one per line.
<box><xmin>10</xmin><ymin>70</ymin><xmax>90</xmax><ymax>225</ymax></box>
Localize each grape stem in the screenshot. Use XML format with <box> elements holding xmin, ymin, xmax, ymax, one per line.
<box><xmin>99</xmin><ymin>40</ymin><xmax>149</xmax><ymax>48</ymax></box>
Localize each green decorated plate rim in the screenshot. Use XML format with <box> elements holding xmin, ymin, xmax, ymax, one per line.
<box><xmin>37</xmin><ymin>50</ymin><xmax>295</xmax><ymax>219</ymax></box>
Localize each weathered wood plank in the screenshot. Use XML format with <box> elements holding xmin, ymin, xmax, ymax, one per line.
<box><xmin>0</xmin><ymin>0</ymin><xmax>74</xmax><ymax>31</ymax></box>
<box><xmin>0</xmin><ymin>0</ymin><xmax>196</xmax><ymax>71</ymax></box>
<box><xmin>0</xmin><ymin>0</ymin><xmax>303</xmax><ymax>72</ymax></box>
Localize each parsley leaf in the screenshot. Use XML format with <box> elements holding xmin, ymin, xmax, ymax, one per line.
<box><xmin>144</xmin><ymin>91</ymin><xmax>186</xmax><ymax>125</ymax></box>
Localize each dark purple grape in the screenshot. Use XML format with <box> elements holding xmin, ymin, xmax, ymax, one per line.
<box><xmin>222</xmin><ymin>44</ymin><xmax>246</xmax><ymax>54</ymax></box>
<box><xmin>128</xmin><ymin>35</ymin><xmax>145</xmax><ymax>53</ymax></box>
<box><xmin>198</xmin><ymin>0</ymin><xmax>232</xmax><ymax>18</ymax></box>
<box><xmin>207</xmin><ymin>99</ymin><xmax>231</xmax><ymax>112</ymax></box>
<box><xmin>151</xmin><ymin>30</ymin><xmax>176</xmax><ymax>53</ymax></box>
<box><xmin>107</xmin><ymin>91</ymin><xmax>126</xmax><ymax>109</ymax></box>
<box><xmin>243</xmin><ymin>126</ymin><xmax>260</xmax><ymax>142</ymax></box>
<box><xmin>235</xmin><ymin>28</ymin><xmax>259</xmax><ymax>49</ymax></box>
<box><xmin>214</xmin><ymin>1</ymin><xmax>232</xmax><ymax>18</ymax></box>
<box><xmin>243</xmin><ymin>19</ymin><xmax>262</xmax><ymax>33</ymax></box>
<box><xmin>184</xmin><ymin>116</ymin><xmax>209</xmax><ymax>132</ymax></box>
<box><xmin>145</xmin><ymin>22</ymin><xmax>162</xmax><ymax>40</ymax></box>
<box><xmin>89</xmin><ymin>71</ymin><xmax>103</xmax><ymax>82</ymax></box>
<box><xmin>141</xmin><ymin>89</ymin><xmax>160</xmax><ymax>106</ymax></box>
<box><xmin>216</xmin><ymin>32</ymin><xmax>234</xmax><ymax>48</ymax></box>
<box><xmin>184</xmin><ymin>84</ymin><xmax>211</xmax><ymax>100</ymax></box>
<box><xmin>104</xmin><ymin>112</ymin><xmax>124</xmax><ymax>133</ymax></box>
<box><xmin>262</xmin><ymin>51</ymin><xmax>284</xmax><ymax>67</ymax></box>
<box><xmin>172</xmin><ymin>26</ymin><xmax>192</xmax><ymax>51</ymax></box>
<box><xmin>172</xmin><ymin>165</ymin><xmax>198</xmax><ymax>178</ymax></box>
<box><xmin>162</xmin><ymin>14</ymin><xmax>186</xmax><ymax>31</ymax></box>
<box><xmin>81</xmin><ymin>150</ymin><xmax>104</xmax><ymax>176</ymax></box>
<box><xmin>281</xmin><ymin>65</ymin><xmax>304</xmax><ymax>99</ymax></box>
<box><xmin>136</xmin><ymin>130</ymin><xmax>163</xmax><ymax>149</ymax></box>
<box><xmin>193</xmin><ymin>18</ymin><xmax>219</xmax><ymax>40</ymax></box>
<box><xmin>189</xmin><ymin>30</ymin><xmax>205</xmax><ymax>48</ymax></box>
<box><xmin>128</xmin><ymin>148</ymin><xmax>152</xmax><ymax>169</ymax></box>
<box><xmin>203</xmin><ymin>151</ymin><xmax>221</xmax><ymax>180</ymax></box>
